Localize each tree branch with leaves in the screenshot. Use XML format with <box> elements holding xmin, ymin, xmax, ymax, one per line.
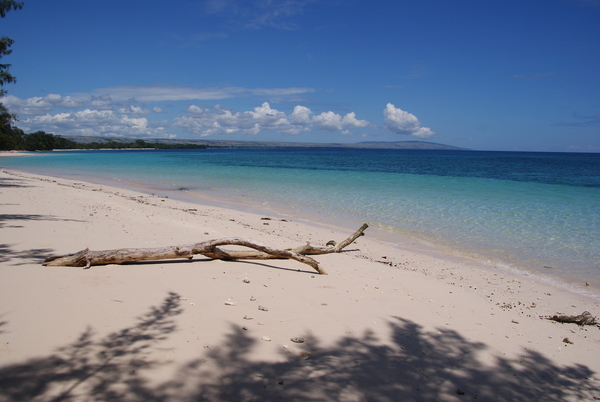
<box><xmin>0</xmin><ymin>0</ymin><xmax>24</xmax><ymax>96</ymax></box>
<box><xmin>0</xmin><ymin>1</ymin><xmax>23</xmax><ymax>150</ymax></box>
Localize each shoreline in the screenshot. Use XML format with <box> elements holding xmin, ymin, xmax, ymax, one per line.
<box><xmin>1</xmin><ymin>168</ymin><xmax>600</xmax><ymax>400</ymax></box>
<box><xmin>0</xmin><ymin>151</ymin><xmax>32</xmax><ymax>157</ymax></box>
<box><xmin>3</xmin><ymin>149</ymin><xmax>599</xmax><ymax>296</ymax></box>
<box><xmin>6</xmin><ymin>163</ymin><xmax>599</xmax><ymax>301</ymax></box>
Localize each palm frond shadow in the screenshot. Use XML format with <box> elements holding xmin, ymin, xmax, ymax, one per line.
<box><xmin>0</xmin><ymin>244</ymin><xmax>55</xmax><ymax>264</ymax></box>
<box><xmin>0</xmin><ymin>292</ymin><xmax>183</xmax><ymax>402</ymax></box>
<box><xmin>0</xmin><ymin>177</ymin><xmax>30</xmax><ymax>188</ymax></box>
<box><xmin>176</xmin><ymin>318</ymin><xmax>599</xmax><ymax>401</ymax></box>
<box><xmin>0</xmin><ymin>294</ymin><xmax>598</xmax><ymax>402</ymax></box>
<box><xmin>0</xmin><ymin>213</ymin><xmax>82</xmax><ymax>229</ymax></box>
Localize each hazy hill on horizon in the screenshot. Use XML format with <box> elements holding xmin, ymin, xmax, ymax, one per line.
<box><xmin>63</xmin><ymin>136</ymin><xmax>468</xmax><ymax>150</ymax></box>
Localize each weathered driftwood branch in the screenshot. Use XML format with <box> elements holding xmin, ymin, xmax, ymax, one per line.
<box><xmin>43</xmin><ymin>223</ymin><xmax>369</xmax><ymax>275</ymax></box>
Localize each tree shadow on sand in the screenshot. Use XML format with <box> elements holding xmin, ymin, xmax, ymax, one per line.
<box><xmin>172</xmin><ymin>319</ymin><xmax>599</xmax><ymax>402</ymax></box>
<box><xmin>0</xmin><ymin>213</ymin><xmax>82</xmax><ymax>229</ymax></box>
<box><xmin>0</xmin><ymin>296</ymin><xmax>598</xmax><ymax>402</ymax></box>
<box><xmin>0</xmin><ymin>176</ymin><xmax>30</xmax><ymax>188</ymax></box>
<box><xmin>0</xmin><ymin>213</ymin><xmax>84</xmax><ymax>264</ymax></box>
<box><xmin>0</xmin><ymin>244</ymin><xmax>55</xmax><ymax>265</ymax></box>
<box><xmin>0</xmin><ymin>292</ymin><xmax>183</xmax><ymax>402</ymax></box>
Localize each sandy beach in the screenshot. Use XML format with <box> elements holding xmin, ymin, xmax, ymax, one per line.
<box><xmin>1</xmin><ymin>168</ymin><xmax>599</xmax><ymax>401</ymax></box>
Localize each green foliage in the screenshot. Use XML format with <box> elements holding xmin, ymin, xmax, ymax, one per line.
<box><xmin>22</xmin><ymin>131</ymin><xmax>78</xmax><ymax>151</ymax></box>
<box><xmin>0</xmin><ymin>0</ymin><xmax>23</xmax><ymax>96</ymax></box>
<box><xmin>0</xmin><ymin>0</ymin><xmax>24</xmax><ymax>146</ymax></box>
<box><xmin>74</xmin><ymin>140</ymin><xmax>208</xmax><ymax>150</ymax></box>
<box><xmin>0</xmin><ymin>102</ymin><xmax>23</xmax><ymax>150</ymax></box>
<box><xmin>0</xmin><ymin>123</ymin><xmax>209</xmax><ymax>151</ymax></box>
<box><xmin>0</xmin><ymin>0</ymin><xmax>23</xmax><ymax>17</ymax></box>
<box><xmin>0</xmin><ymin>127</ymin><xmax>78</xmax><ymax>151</ymax></box>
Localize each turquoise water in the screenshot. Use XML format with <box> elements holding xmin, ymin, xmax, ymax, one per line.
<box><xmin>3</xmin><ymin>148</ymin><xmax>600</xmax><ymax>290</ymax></box>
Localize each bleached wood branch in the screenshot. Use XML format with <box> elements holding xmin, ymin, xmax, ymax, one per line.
<box><xmin>43</xmin><ymin>223</ymin><xmax>369</xmax><ymax>275</ymax></box>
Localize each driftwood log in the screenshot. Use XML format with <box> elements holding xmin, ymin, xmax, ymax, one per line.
<box><xmin>43</xmin><ymin>223</ymin><xmax>369</xmax><ymax>275</ymax></box>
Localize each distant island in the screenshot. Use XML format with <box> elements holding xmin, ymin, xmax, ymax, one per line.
<box><xmin>1</xmin><ymin>130</ymin><xmax>468</xmax><ymax>151</ymax></box>
<box><xmin>63</xmin><ymin>136</ymin><xmax>468</xmax><ymax>151</ymax></box>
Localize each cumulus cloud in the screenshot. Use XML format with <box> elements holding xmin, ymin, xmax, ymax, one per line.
<box><xmin>2</xmin><ymin>94</ymin><xmax>86</xmax><ymax>115</ymax></box>
<box><xmin>3</xmin><ymin>85</ymin><xmax>316</xmax><ymax>115</ymax></box>
<box><xmin>289</xmin><ymin>105</ymin><xmax>312</xmax><ymax>124</ymax></box>
<box><xmin>383</xmin><ymin>103</ymin><xmax>435</xmax><ymax>138</ymax></box>
<box><xmin>311</xmin><ymin>111</ymin><xmax>368</xmax><ymax>131</ymax></box>
<box><xmin>18</xmin><ymin>109</ymin><xmax>174</xmax><ymax>138</ymax></box>
<box><xmin>1</xmin><ymin>94</ymin><xmax>111</xmax><ymax>115</ymax></box>
<box><xmin>4</xmin><ymin>90</ymin><xmax>418</xmax><ymax>140</ymax></box>
<box><xmin>174</xmin><ymin>102</ymin><xmax>370</xmax><ymax>136</ymax></box>
<box><xmin>117</xmin><ymin>105</ymin><xmax>151</xmax><ymax>116</ymax></box>
<box><xmin>342</xmin><ymin>112</ymin><xmax>369</xmax><ymax>128</ymax></box>
<box><xmin>174</xmin><ymin>102</ymin><xmax>305</xmax><ymax>136</ymax></box>
<box><xmin>313</xmin><ymin>111</ymin><xmax>343</xmax><ymax>131</ymax></box>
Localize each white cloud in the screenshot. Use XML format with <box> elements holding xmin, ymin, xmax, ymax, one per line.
<box><xmin>312</xmin><ymin>111</ymin><xmax>370</xmax><ymax>131</ymax></box>
<box><xmin>3</xmin><ymin>90</ymin><xmax>397</xmax><ymax>140</ymax></box>
<box><xmin>18</xmin><ymin>109</ymin><xmax>174</xmax><ymax>138</ymax></box>
<box><xmin>244</xmin><ymin>123</ymin><xmax>261</xmax><ymax>135</ymax></box>
<box><xmin>3</xmin><ymin>86</ymin><xmax>316</xmax><ymax>116</ymax></box>
<box><xmin>413</xmin><ymin>127</ymin><xmax>435</xmax><ymax>138</ymax></box>
<box><xmin>313</xmin><ymin>111</ymin><xmax>343</xmax><ymax>131</ymax></box>
<box><xmin>289</xmin><ymin>105</ymin><xmax>312</xmax><ymax>124</ymax></box>
<box><xmin>175</xmin><ymin>102</ymin><xmax>369</xmax><ymax>136</ymax></box>
<box><xmin>95</xmin><ymin>85</ymin><xmax>244</xmax><ymax>102</ymax></box>
<box><xmin>342</xmin><ymin>112</ymin><xmax>369</xmax><ymax>128</ymax></box>
<box><xmin>2</xmin><ymin>94</ymin><xmax>86</xmax><ymax>115</ymax></box>
<box><xmin>117</xmin><ymin>105</ymin><xmax>151</xmax><ymax>116</ymax></box>
<box><xmin>383</xmin><ymin>103</ymin><xmax>435</xmax><ymax>138</ymax></box>
<box><xmin>250</xmin><ymin>87</ymin><xmax>315</xmax><ymax>97</ymax></box>
<box><xmin>1</xmin><ymin>94</ymin><xmax>110</xmax><ymax>115</ymax></box>
<box><xmin>93</xmin><ymin>85</ymin><xmax>315</xmax><ymax>102</ymax></box>
<box><xmin>175</xmin><ymin>102</ymin><xmax>302</xmax><ymax>136</ymax></box>
<box><xmin>88</xmin><ymin>95</ymin><xmax>113</xmax><ymax>109</ymax></box>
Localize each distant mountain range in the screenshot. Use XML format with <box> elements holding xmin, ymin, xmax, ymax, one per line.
<box><xmin>63</xmin><ymin>135</ymin><xmax>468</xmax><ymax>150</ymax></box>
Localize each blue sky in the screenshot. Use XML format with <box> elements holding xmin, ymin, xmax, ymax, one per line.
<box><xmin>2</xmin><ymin>0</ymin><xmax>599</xmax><ymax>151</ymax></box>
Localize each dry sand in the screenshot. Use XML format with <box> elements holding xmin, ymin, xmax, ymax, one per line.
<box><xmin>1</xmin><ymin>168</ymin><xmax>599</xmax><ymax>401</ymax></box>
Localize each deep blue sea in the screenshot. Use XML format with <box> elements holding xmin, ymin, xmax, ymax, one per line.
<box><xmin>3</xmin><ymin>148</ymin><xmax>600</xmax><ymax>292</ymax></box>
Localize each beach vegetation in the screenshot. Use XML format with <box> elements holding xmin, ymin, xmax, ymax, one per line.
<box><xmin>0</xmin><ymin>125</ymin><xmax>77</xmax><ymax>151</ymax></box>
<box><xmin>0</xmin><ymin>0</ymin><xmax>23</xmax><ymax>96</ymax></box>
<box><xmin>0</xmin><ymin>0</ymin><xmax>23</xmax><ymax>150</ymax></box>
<box><xmin>0</xmin><ymin>102</ymin><xmax>22</xmax><ymax>150</ymax></box>
<box><xmin>0</xmin><ymin>131</ymin><xmax>213</xmax><ymax>151</ymax></box>
<box><xmin>71</xmin><ymin>139</ymin><xmax>209</xmax><ymax>150</ymax></box>
<box><xmin>22</xmin><ymin>130</ymin><xmax>76</xmax><ymax>151</ymax></box>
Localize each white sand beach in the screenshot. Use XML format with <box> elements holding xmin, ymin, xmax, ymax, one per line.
<box><xmin>1</xmin><ymin>168</ymin><xmax>599</xmax><ymax>401</ymax></box>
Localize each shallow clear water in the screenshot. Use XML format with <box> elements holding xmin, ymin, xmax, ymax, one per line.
<box><xmin>3</xmin><ymin>148</ymin><xmax>600</xmax><ymax>289</ymax></box>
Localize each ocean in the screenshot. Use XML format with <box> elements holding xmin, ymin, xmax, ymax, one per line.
<box><xmin>3</xmin><ymin>148</ymin><xmax>599</xmax><ymax>293</ymax></box>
